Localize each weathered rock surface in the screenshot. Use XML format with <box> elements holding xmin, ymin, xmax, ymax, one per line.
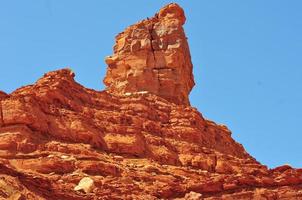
<box><xmin>104</xmin><ymin>3</ymin><xmax>194</xmax><ymax>106</ymax></box>
<box><xmin>0</xmin><ymin>91</ymin><xmax>7</xmax><ymax>99</ymax></box>
<box><xmin>0</xmin><ymin>3</ymin><xmax>301</xmax><ymax>200</ymax></box>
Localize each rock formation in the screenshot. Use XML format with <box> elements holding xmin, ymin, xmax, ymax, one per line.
<box><xmin>0</xmin><ymin>3</ymin><xmax>301</xmax><ymax>200</ymax></box>
<box><xmin>104</xmin><ymin>3</ymin><xmax>194</xmax><ymax>105</ymax></box>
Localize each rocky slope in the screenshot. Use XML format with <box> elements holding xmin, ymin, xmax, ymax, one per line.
<box><xmin>0</xmin><ymin>3</ymin><xmax>301</xmax><ymax>200</ymax></box>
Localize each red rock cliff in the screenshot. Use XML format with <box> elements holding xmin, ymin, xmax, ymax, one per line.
<box><xmin>0</xmin><ymin>3</ymin><xmax>301</xmax><ymax>200</ymax></box>
<box><xmin>104</xmin><ymin>3</ymin><xmax>194</xmax><ymax>106</ymax></box>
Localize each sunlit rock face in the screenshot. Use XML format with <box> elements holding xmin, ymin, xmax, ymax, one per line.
<box><xmin>0</xmin><ymin>3</ymin><xmax>302</xmax><ymax>200</ymax></box>
<box><xmin>103</xmin><ymin>3</ymin><xmax>195</xmax><ymax>105</ymax></box>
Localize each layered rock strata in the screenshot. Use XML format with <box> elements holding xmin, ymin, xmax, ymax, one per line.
<box><xmin>0</xmin><ymin>69</ymin><xmax>301</xmax><ymax>199</ymax></box>
<box><xmin>0</xmin><ymin>3</ymin><xmax>301</xmax><ymax>200</ymax></box>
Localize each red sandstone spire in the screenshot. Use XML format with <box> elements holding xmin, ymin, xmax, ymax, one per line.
<box><xmin>104</xmin><ymin>3</ymin><xmax>195</xmax><ymax>105</ymax></box>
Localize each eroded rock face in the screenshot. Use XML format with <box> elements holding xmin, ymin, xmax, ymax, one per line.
<box><xmin>104</xmin><ymin>3</ymin><xmax>194</xmax><ymax>105</ymax></box>
<box><xmin>0</xmin><ymin>69</ymin><xmax>301</xmax><ymax>200</ymax></box>
<box><xmin>0</xmin><ymin>3</ymin><xmax>302</xmax><ymax>200</ymax></box>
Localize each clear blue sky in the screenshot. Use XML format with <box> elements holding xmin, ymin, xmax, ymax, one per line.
<box><xmin>0</xmin><ymin>1</ymin><xmax>301</xmax><ymax>168</ymax></box>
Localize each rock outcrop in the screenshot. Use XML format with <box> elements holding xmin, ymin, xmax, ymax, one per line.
<box><xmin>0</xmin><ymin>3</ymin><xmax>301</xmax><ymax>200</ymax></box>
<box><xmin>104</xmin><ymin>3</ymin><xmax>194</xmax><ymax>106</ymax></box>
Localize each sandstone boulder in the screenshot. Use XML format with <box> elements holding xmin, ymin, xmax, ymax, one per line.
<box><xmin>74</xmin><ymin>177</ymin><xmax>95</xmax><ymax>194</ymax></box>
